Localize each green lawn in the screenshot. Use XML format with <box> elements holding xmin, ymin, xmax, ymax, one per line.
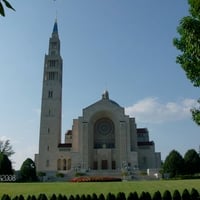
<box><xmin>0</xmin><ymin>180</ymin><xmax>200</xmax><ymax>198</ymax></box>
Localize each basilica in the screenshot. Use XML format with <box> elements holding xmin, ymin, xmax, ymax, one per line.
<box><xmin>35</xmin><ymin>20</ymin><xmax>161</xmax><ymax>177</ymax></box>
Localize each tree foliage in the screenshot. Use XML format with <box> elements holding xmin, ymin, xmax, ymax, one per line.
<box><xmin>184</xmin><ymin>149</ymin><xmax>200</xmax><ymax>175</ymax></box>
<box><xmin>0</xmin><ymin>0</ymin><xmax>15</xmax><ymax>16</ymax></box>
<box><xmin>19</xmin><ymin>158</ymin><xmax>38</xmax><ymax>182</ymax></box>
<box><xmin>163</xmin><ymin>150</ymin><xmax>184</xmax><ymax>178</ymax></box>
<box><xmin>0</xmin><ymin>152</ymin><xmax>13</xmax><ymax>175</ymax></box>
<box><xmin>173</xmin><ymin>0</ymin><xmax>200</xmax><ymax>125</ymax></box>
<box><xmin>0</xmin><ymin>139</ymin><xmax>15</xmax><ymax>157</ymax></box>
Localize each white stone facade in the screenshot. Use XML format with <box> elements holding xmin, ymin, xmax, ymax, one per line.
<box><xmin>35</xmin><ymin>21</ymin><xmax>161</xmax><ymax>175</ymax></box>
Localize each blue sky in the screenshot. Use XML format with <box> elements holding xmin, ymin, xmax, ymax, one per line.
<box><xmin>0</xmin><ymin>1</ymin><xmax>199</xmax><ymax>170</ymax></box>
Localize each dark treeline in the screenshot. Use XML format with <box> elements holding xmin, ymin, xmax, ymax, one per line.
<box><xmin>1</xmin><ymin>188</ymin><xmax>199</xmax><ymax>200</ymax></box>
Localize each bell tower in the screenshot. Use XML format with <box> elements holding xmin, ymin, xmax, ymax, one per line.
<box><xmin>36</xmin><ymin>20</ymin><xmax>63</xmax><ymax>172</ymax></box>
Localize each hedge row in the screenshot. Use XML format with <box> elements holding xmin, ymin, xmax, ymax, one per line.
<box><xmin>1</xmin><ymin>188</ymin><xmax>199</xmax><ymax>200</ymax></box>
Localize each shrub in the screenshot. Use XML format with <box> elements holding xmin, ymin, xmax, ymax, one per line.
<box><xmin>145</xmin><ymin>192</ymin><xmax>151</xmax><ymax>200</ymax></box>
<box><xmin>80</xmin><ymin>194</ymin><xmax>86</xmax><ymax>200</ymax></box>
<box><xmin>116</xmin><ymin>192</ymin><xmax>126</xmax><ymax>200</ymax></box>
<box><xmin>190</xmin><ymin>188</ymin><xmax>199</xmax><ymax>200</ymax></box>
<box><xmin>92</xmin><ymin>193</ymin><xmax>98</xmax><ymax>200</ymax></box>
<box><xmin>58</xmin><ymin>194</ymin><xmax>64</xmax><ymax>200</ymax></box>
<box><xmin>69</xmin><ymin>195</ymin><xmax>75</xmax><ymax>200</ymax></box>
<box><xmin>182</xmin><ymin>189</ymin><xmax>191</xmax><ymax>200</ymax></box>
<box><xmin>172</xmin><ymin>190</ymin><xmax>181</xmax><ymax>200</ymax></box>
<box><xmin>1</xmin><ymin>194</ymin><xmax>11</xmax><ymax>200</ymax></box>
<box><xmin>50</xmin><ymin>194</ymin><xmax>57</xmax><ymax>200</ymax></box>
<box><xmin>139</xmin><ymin>192</ymin><xmax>145</xmax><ymax>200</ymax></box>
<box><xmin>127</xmin><ymin>193</ymin><xmax>135</xmax><ymax>200</ymax></box>
<box><xmin>31</xmin><ymin>195</ymin><xmax>36</xmax><ymax>200</ymax></box>
<box><xmin>87</xmin><ymin>195</ymin><xmax>92</xmax><ymax>200</ymax></box>
<box><xmin>56</xmin><ymin>173</ymin><xmax>64</xmax><ymax>178</ymax></box>
<box><xmin>38</xmin><ymin>194</ymin><xmax>48</xmax><ymax>200</ymax></box>
<box><xmin>163</xmin><ymin>190</ymin><xmax>172</xmax><ymax>200</ymax></box>
<box><xmin>18</xmin><ymin>195</ymin><xmax>24</xmax><ymax>200</ymax></box>
<box><xmin>12</xmin><ymin>196</ymin><xmax>18</xmax><ymax>200</ymax></box>
<box><xmin>152</xmin><ymin>191</ymin><xmax>162</xmax><ymax>200</ymax></box>
<box><xmin>99</xmin><ymin>194</ymin><xmax>105</xmax><ymax>200</ymax></box>
<box><xmin>75</xmin><ymin>172</ymin><xmax>86</xmax><ymax>177</ymax></box>
<box><xmin>75</xmin><ymin>195</ymin><xmax>80</xmax><ymax>200</ymax></box>
<box><xmin>106</xmin><ymin>193</ymin><xmax>115</xmax><ymax>200</ymax></box>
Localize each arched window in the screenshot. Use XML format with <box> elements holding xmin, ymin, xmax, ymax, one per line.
<box><xmin>57</xmin><ymin>159</ymin><xmax>61</xmax><ymax>170</ymax></box>
<box><xmin>63</xmin><ymin>159</ymin><xmax>66</xmax><ymax>170</ymax></box>
<box><xmin>67</xmin><ymin>158</ymin><xmax>71</xmax><ymax>170</ymax></box>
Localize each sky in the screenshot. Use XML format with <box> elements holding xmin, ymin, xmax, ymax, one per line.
<box><xmin>0</xmin><ymin>1</ymin><xmax>199</xmax><ymax>170</ymax></box>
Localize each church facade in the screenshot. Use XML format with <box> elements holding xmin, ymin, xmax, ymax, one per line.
<box><xmin>35</xmin><ymin>21</ymin><xmax>161</xmax><ymax>175</ymax></box>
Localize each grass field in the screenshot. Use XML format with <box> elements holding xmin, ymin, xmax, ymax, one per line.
<box><xmin>0</xmin><ymin>180</ymin><xmax>200</xmax><ymax>198</ymax></box>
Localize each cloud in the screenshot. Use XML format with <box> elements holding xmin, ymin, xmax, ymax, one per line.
<box><xmin>125</xmin><ymin>97</ymin><xmax>198</xmax><ymax>124</ymax></box>
<box><xmin>0</xmin><ymin>136</ymin><xmax>10</xmax><ymax>141</ymax></box>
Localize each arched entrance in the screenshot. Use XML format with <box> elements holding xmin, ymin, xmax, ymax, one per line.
<box><xmin>93</xmin><ymin>118</ymin><xmax>115</xmax><ymax>170</ymax></box>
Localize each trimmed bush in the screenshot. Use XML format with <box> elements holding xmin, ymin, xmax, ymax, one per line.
<box><xmin>31</xmin><ymin>195</ymin><xmax>37</xmax><ymax>200</ymax></box>
<box><xmin>106</xmin><ymin>193</ymin><xmax>115</xmax><ymax>200</ymax></box>
<box><xmin>99</xmin><ymin>194</ymin><xmax>105</xmax><ymax>200</ymax></box>
<box><xmin>1</xmin><ymin>194</ymin><xmax>11</xmax><ymax>200</ymax></box>
<box><xmin>57</xmin><ymin>194</ymin><xmax>64</xmax><ymax>200</ymax></box>
<box><xmin>172</xmin><ymin>190</ymin><xmax>181</xmax><ymax>200</ymax></box>
<box><xmin>86</xmin><ymin>195</ymin><xmax>91</xmax><ymax>200</ymax></box>
<box><xmin>182</xmin><ymin>189</ymin><xmax>191</xmax><ymax>200</ymax></box>
<box><xmin>190</xmin><ymin>188</ymin><xmax>199</xmax><ymax>200</ymax></box>
<box><xmin>116</xmin><ymin>192</ymin><xmax>126</xmax><ymax>200</ymax></box>
<box><xmin>75</xmin><ymin>195</ymin><xmax>80</xmax><ymax>200</ymax></box>
<box><xmin>69</xmin><ymin>195</ymin><xmax>75</xmax><ymax>200</ymax></box>
<box><xmin>139</xmin><ymin>192</ymin><xmax>146</xmax><ymax>200</ymax></box>
<box><xmin>163</xmin><ymin>190</ymin><xmax>172</xmax><ymax>200</ymax></box>
<box><xmin>18</xmin><ymin>195</ymin><xmax>24</xmax><ymax>200</ymax></box>
<box><xmin>126</xmin><ymin>192</ymin><xmax>139</xmax><ymax>200</ymax></box>
<box><xmin>50</xmin><ymin>194</ymin><xmax>57</xmax><ymax>200</ymax></box>
<box><xmin>152</xmin><ymin>191</ymin><xmax>162</xmax><ymax>200</ymax></box>
<box><xmin>92</xmin><ymin>194</ymin><xmax>98</xmax><ymax>200</ymax></box>
<box><xmin>80</xmin><ymin>195</ymin><xmax>86</xmax><ymax>200</ymax></box>
<box><xmin>145</xmin><ymin>192</ymin><xmax>151</xmax><ymax>200</ymax></box>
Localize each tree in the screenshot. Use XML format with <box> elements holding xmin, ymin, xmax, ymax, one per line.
<box><xmin>0</xmin><ymin>139</ymin><xmax>15</xmax><ymax>157</ymax></box>
<box><xmin>19</xmin><ymin>158</ymin><xmax>38</xmax><ymax>182</ymax></box>
<box><xmin>184</xmin><ymin>149</ymin><xmax>200</xmax><ymax>175</ymax></box>
<box><xmin>0</xmin><ymin>152</ymin><xmax>13</xmax><ymax>175</ymax></box>
<box><xmin>163</xmin><ymin>150</ymin><xmax>184</xmax><ymax>178</ymax></box>
<box><xmin>173</xmin><ymin>0</ymin><xmax>200</xmax><ymax>125</ymax></box>
<box><xmin>0</xmin><ymin>0</ymin><xmax>15</xmax><ymax>16</ymax></box>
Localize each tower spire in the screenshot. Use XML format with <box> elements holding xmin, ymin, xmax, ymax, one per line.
<box><xmin>36</xmin><ymin>19</ymin><xmax>63</xmax><ymax>172</ymax></box>
<box><xmin>52</xmin><ymin>19</ymin><xmax>58</xmax><ymax>36</ymax></box>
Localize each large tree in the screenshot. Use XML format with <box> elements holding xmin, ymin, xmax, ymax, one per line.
<box><xmin>184</xmin><ymin>149</ymin><xmax>200</xmax><ymax>175</ymax></box>
<box><xmin>0</xmin><ymin>153</ymin><xmax>13</xmax><ymax>175</ymax></box>
<box><xmin>163</xmin><ymin>150</ymin><xmax>184</xmax><ymax>178</ymax></box>
<box><xmin>19</xmin><ymin>158</ymin><xmax>38</xmax><ymax>182</ymax></box>
<box><xmin>0</xmin><ymin>0</ymin><xmax>15</xmax><ymax>16</ymax></box>
<box><xmin>173</xmin><ymin>0</ymin><xmax>200</xmax><ymax>125</ymax></box>
<box><xmin>0</xmin><ymin>139</ymin><xmax>15</xmax><ymax>157</ymax></box>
